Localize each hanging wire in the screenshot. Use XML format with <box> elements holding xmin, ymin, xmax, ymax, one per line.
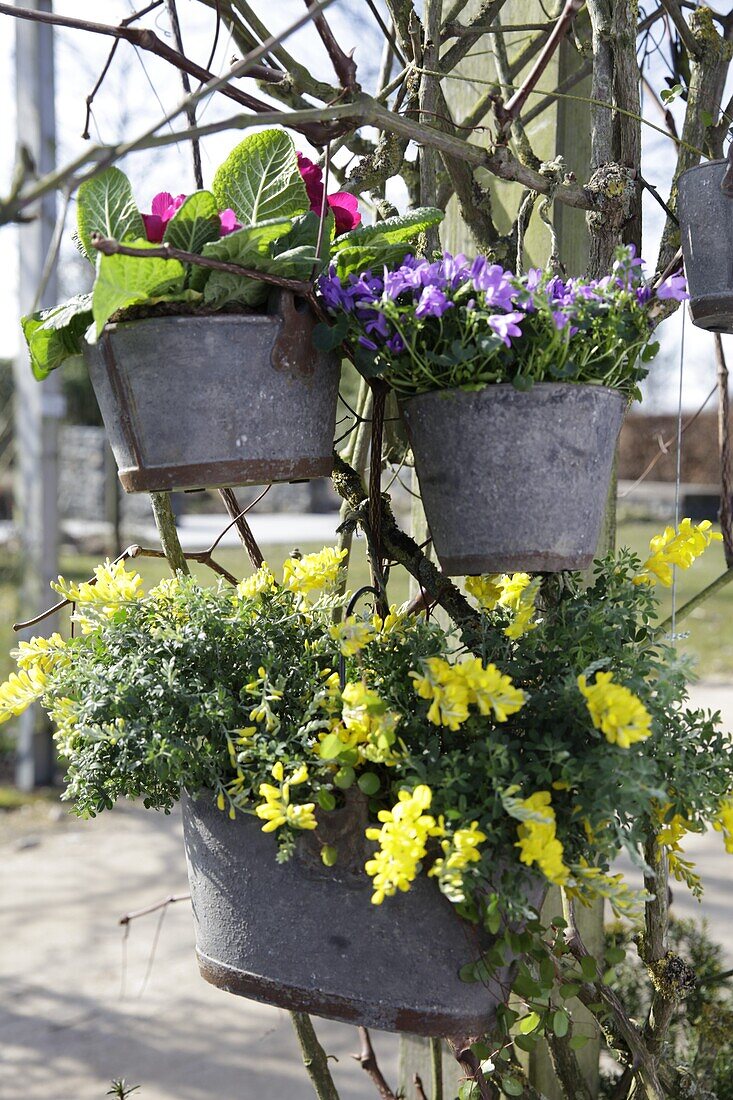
<box><xmin>671</xmin><ymin>307</ymin><xmax>686</xmax><ymax>636</ymax></box>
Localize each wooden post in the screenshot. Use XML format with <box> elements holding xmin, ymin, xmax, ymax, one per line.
<box><xmin>13</xmin><ymin>0</ymin><xmax>61</xmax><ymax>790</ymax></box>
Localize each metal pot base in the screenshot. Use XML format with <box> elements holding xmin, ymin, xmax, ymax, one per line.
<box><xmin>118</xmin><ymin>455</ymin><xmax>334</xmax><ymax>493</ymax></box>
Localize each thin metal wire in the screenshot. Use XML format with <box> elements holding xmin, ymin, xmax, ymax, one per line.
<box><xmin>671</xmin><ymin>307</ymin><xmax>686</xmax><ymax>636</ymax></box>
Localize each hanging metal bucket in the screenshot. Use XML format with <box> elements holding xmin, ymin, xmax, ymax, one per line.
<box><xmin>83</xmin><ymin>291</ymin><xmax>340</xmax><ymax>493</ymax></box>
<box><xmin>181</xmin><ymin>790</ymin><xmax>543</xmax><ymax>1038</ymax></box>
<box><xmin>678</xmin><ymin>153</ymin><xmax>733</xmax><ymax>332</ymax></box>
<box><xmin>400</xmin><ymin>383</ymin><xmax>626</xmax><ymax>575</ymax></box>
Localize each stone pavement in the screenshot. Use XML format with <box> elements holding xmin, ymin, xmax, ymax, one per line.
<box><xmin>1</xmin><ymin>684</ymin><xmax>732</xmax><ymax>1100</ymax></box>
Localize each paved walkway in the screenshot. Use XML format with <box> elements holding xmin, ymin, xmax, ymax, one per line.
<box><xmin>1</xmin><ymin>684</ymin><xmax>732</xmax><ymax>1100</ymax></box>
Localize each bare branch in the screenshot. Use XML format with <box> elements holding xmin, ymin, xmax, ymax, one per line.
<box><xmin>353</xmin><ymin>1027</ymin><xmax>397</xmax><ymax>1100</ymax></box>
<box><xmin>119</xmin><ymin>893</ymin><xmax>190</xmax><ymax>925</ymax></box>
<box><xmin>659</xmin><ymin>0</ymin><xmax>702</xmax><ymax>60</ymax></box>
<box><xmin>305</xmin><ymin>0</ymin><xmax>359</xmax><ymax>91</ymax></box>
<box><xmin>290</xmin><ymin>1013</ymin><xmax>341</xmax><ymax>1100</ymax></box>
<box><xmin>500</xmin><ymin>0</ymin><xmax>584</xmax><ymax>126</ymax></box>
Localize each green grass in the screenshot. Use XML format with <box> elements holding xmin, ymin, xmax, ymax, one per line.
<box><xmin>1</xmin><ymin>520</ymin><xmax>732</xmax><ymax>689</ymax></box>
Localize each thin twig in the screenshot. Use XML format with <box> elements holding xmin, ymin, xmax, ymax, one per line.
<box><xmin>119</xmin><ymin>893</ymin><xmax>190</xmax><ymax>925</ymax></box>
<box><xmin>165</xmin><ymin>0</ymin><xmax>203</xmax><ymax>189</ymax></box>
<box><xmin>305</xmin><ymin>0</ymin><xmax>359</xmax><ymax>91</ymax></box>
<box><xmin>500</xmin><ymin>0</ymin><xmax>584</xmax><ymax>124</ymax></box>
<box><xmin>290</xmin><ymin>1012</ymin><xmax>340</xmax><ymax>1100</ymax></box>
<box><xmin>353</xmin><ymin>1027</ymin><xmax>397</xmax><ymax>1100</ymax></box>
<box><xmin>90</xmin><ymin>235</ymin><xmax>311</xmax><ymax>293</ymax></box>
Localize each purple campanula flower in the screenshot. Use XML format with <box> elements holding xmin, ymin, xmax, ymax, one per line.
<box><xmin>358</xmin><ymin>336</ymin><xmax>379</xmax><ymax>351</ymax></box>
<box><xmin>386</xmin><ymin>333</ymin><xmax>405</xmax><ymax>354</ymax></box>
<box><xmin>546</xmin><ymin>276</ymin><xmax>567</xmax><ymax>302</ymax></box>
<box><xmin>472</xmin><ymin>261</ymin><xmax>515</xmax><ymax>310</ymax></box>
<box><xmin>636</xmin><ymin>284</ymin><xmax>652</xmax><ymax>306</ymax></box>
<box><xmin>656</xmin><ymin>274</ymin><xmax>689</xmax><ymax>301</ymax></box>
<box><xmin>440</xmin><ymin>252</ymin><xmax>471</xmax><ymax>289</ymax></box>
<box><xmin>525</xmin><ymin>268</ymin><xmax>543</xmax><ymax>292</ymax></box>
<box><xmin>415</xmin><ymin>285</ymin><xmax>453</xmax><ymax>319</ymax></box>
<box><xmin>552</xmin><ymin>310</ymin><xmax>570</xmax><ymax>330</ymax></box>
<box><xmin>488</xmin><ymin>310</ymin><xmax>524</xmax><ymax>346</ymax></box>
<box><xmin>365</xmin><ymin>311</ymin><xmax>390</xmax><ymax>339</ymax></box>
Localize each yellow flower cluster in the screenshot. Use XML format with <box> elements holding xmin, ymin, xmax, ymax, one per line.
<box><xmin>49</xmin><ymin>696</ymin><xmax>80</xmax><ymax>754</ymax></box>
<box><xmin>566</xmin><ymin>860</ymin><xmax>646</xmax><ymax>919</ymax></box>
<box><xmin>515</xmin><ymin>791</ymin><xmax>569</xmax><ymax>885</ymax></box>
<box><xmin>236</xmin><ymin>563</ymin><xmax>277</xmax><ymax>600</ymax></box>
<box><xmin>428</xmin><ymin>822</ymin><xmax>486</xmax><ymax>902</ymax></box>
<box><xmin>147</xmin><ymin>576</ymin><xmax>182</xmax><ymax>602</ymax></box>
<box><xmin>713</xmin><ymin>794</ymin><xmax>733</xmax><ymax>854</ymax></box>
<box><xmin>52</xmin><ymin>559</ymin><xmax>143</xmax><ymax>632</ymax></box>
<box><xmin>371</xmin><ymin>604</ymin><xmax>405</xmax><ymax>635</ymax></box>
<box><xmin>320</xmin><ymin>681</ymin><xmax>401</xmax><ymax>766</ymax></box>
<box><xmin>577</xmin><ymin>671</ymin><xmax>652</xmax><ymax>749</ymax></box>
<box><xmin>365</xmin><ymin>785</ymin><xmax>443</xmax><ymax>904</ymax></box>
<box><xmin>0</xmin><ymin>666</ymin><xmax>48</xmax><ymax>725</ymax></box>
<box><xmin>634</xmin><ymin>519</ymin><xmax>722</xmax><ymax>587</ymax></box>
<box><xmin>254</xmin><ymin>761</ymin><xmax>317</xmax><ymax>832</ymax></box>
<box><xmin>411</xmin><ymin>656</ymin><xmax>525</xmax><ymax>730</ymax></box>
<box><xmin>654</xmin><ymin>805</ymin><xmax>700</xmax><ymax>891</ymax></box>
<box><xmin>15</xmin><ymin>632</ymin><xmax>67</xmax><ymax>674</ymax></box>
<box><xmin>465</xmin><ymin>572</ymin><xmax>540</xmax><ymax>640</ymax></box>
<box><xmin>282</xmin><ymin>547</ymin><xmax>348</xmax><ymax>595</ymax></box>
<box><xmin>329</xmin><ymin>616</ymin><xmax>376</xmax><ymax>656</ymax></box>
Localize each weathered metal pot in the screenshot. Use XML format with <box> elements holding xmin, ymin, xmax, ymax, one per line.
<box><xmin>678</xmin><ymin>156</ymin><xmax>733</xmax><ymax>332</ymax></box>
<box><xmin>84</xmin><ymin>291</ymin><xmax>340</xmax><ymax>493</ymax></box>
<box><xmin>181</xmin><ymin>790</ymin><xmax>542</xmax><ymax>1037</ymax></box>
<box><xmin>400</xmin><ymin>383</ymin><xmax>626</xmax><ymax>575</ymax></box>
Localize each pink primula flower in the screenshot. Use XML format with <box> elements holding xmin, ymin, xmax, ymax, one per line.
<box><xmin>142</xmin><ymin>192</ymin><xmax>186</xmax><ymax>242</ymax></box>
<box><xmin>297</xmin><ymin>153</ymin><xmax>361</xmax><ymax>235</ymax></box>
<box><xmin>143</xmin><ymin>192</ymin><xmax>241</xmax><ymax>242</ymax></box>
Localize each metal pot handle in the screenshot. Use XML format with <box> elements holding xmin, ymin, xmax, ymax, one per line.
<box><xmin>721</xmin><ymin>141</ymin><xmax>733</xmax><ymax>196</ymax></box>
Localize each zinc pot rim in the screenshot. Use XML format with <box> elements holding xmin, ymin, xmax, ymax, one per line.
<box><xmin>399</xmin><ymin>380</ymin><xmax>629</xmax><ymax>405</ymax></box>
<box><xmin>679</xmin><ymin>158</ymin><xmax>727</xmax><ymax>181</ymax></box>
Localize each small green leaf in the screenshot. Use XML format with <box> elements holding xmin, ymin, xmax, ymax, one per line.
<box><xmin>320</xmin><ymin>844</ymin><xmax>338</xmax><ymax>867</ymax></box>
<box><xmin>518</xmin><ymin>1011</ymin><xmax>541</xmax><ymax>1034</ymax></box>
<box><xmin>552</xmin><ymin>1009</ymin><xmax>569</xmax><ymax>1038</ymax></box>
<box><xmin>313</xmin><ymin>315</ymin><xmax>349</xmax><ymax>352</ymax></box>
<box><xmin>569</xmin><ymin>1034</ymin><xmax>590</xmax><ymax>1051</ymax></box>
<box><xmin>501</xmin><ymin>1075</ymin><xmax>524</xmax><ymax>1096</ymax></box>
<box><xmin>459</xmin><ymin>963</ymin><xmax>478</xmax><ymax>983</ymax></box>
<box><xmin>319</xmin><ymin>733</ymin><xmax>347</xmax><ymax>761</ymax></box>
<box><xmin>700</xmin><ymin>109</ymin><xmax>714</xmax><ymax>128</ymax></box>
<box><xmin>317</xmin><ymin>789</ymin><xmax>336</xmax><ymax>811</ymax></box>
<box><xmin>92</xmin><ymin>239</ymin><xmax>185</xmax><ymax>335</ymax></box>
<box><xmin>212</xmin><ymin>128</ymin><xmax>309</xmax><ymax>226</ymax></box>
<box><xmin>605</xmin><ymin>947</ymin><xmax>626</xmax><ymax>966</ymax></box>
<box><xmin>513</xmin><ymin>1033</ymin><xmax>538</xmax><ymax>1053</ymax></box>
<box><xmin>458</xmin><ymin>1083</ymin><xmax>480</xmax><ymax>1100</ymax></box>
<box><xmin>334</xmin><ymin>766</ymin><xmax>355</xmax><ymax>790</ymax></box>
<box><xmin>559</xmin><ymin>982</ymin><xmax>581</xmax><ymax>1000</ymax></box>
<box><xmin>660</xmin><ymin>83</ymin><xmax>684</xmax><ymax>104</ymax></box>
<box><xmin>580</xmin><ymin>955</ymin><xmax>597</xmax><ymax>982</ymax></box>
<box><xmin>641</xmin><ymin>340</ymin><xmax>659</xmax><ymax>363</ymax></box>
<box><xmin>163</xmin><ymin>190</ymin><xmax>221</xmax><ymax>255</ymax></box>
<box><xmin>357</xmin><ymin>772</ymin><xmax>380</xmax><ymax>795</ymax></box>
<box><xmin>77</xmin><ymin>167</ymin><xmax>144</xmax><ymax>263</ymax></box>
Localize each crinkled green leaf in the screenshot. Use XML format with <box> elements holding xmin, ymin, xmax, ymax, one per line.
<box><xmin>21</xmin><ymin>294</ymin><xmax>93</xmax><ymax>379</ymax></box>
<box><xmin>333</xmin><ymin>241</ymin><xmax>417</xmax><ymax>282</ymax></box>
<box><xmin>200</xmin><ymin>219</ymin><xmax>310</xmax><ymax>308</ymax></box>
<box><xmin>212</xmin><ymin>128</ymin><xmax>309</xmax><ymax>226</ymax></box>
<box><xmin>76</xmin><ymin>167</ymin><xmax>144</xmax><ymax>264</ymax></box>
<box><xmin>163</xmin><ymin>190</ymin><xmax>221</xmax><ymax>255</ymax></box>
<box><xmin>92</xmin><ymin>240</ymin><xmax>185</xmax><ymax>335</ymax></box>
<box><xmin>332</xmin><ymin>207</ymin><xmax>443</xmax><ymax>251</ymax></box>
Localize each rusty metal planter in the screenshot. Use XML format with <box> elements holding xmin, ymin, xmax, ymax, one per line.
<box><xmin>83</xmin><ymin>292</ymin><xmax>340</xmax><ymax>493</ymax></box>
<box><xmin>181</xmin><ymin>790</ymin><xmax>541</xmax><ymax>1038</ymax></box>
<box><xmin>400</xmin><ymin>382</ymin><xmax>626</xmax><ymax>575</ymax></box>
<box><xmin>678</xmin><ymin>158</ymin><xmax>733</xmax><ymax>332</ymax></box>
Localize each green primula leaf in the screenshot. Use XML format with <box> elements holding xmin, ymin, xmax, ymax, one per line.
<box><xmin>21</xmin><ymin>293</ymin><xmax>93</xmax><ymax>379</ymax></box>
<box><xmin>76</xmin><ymin>167</ymin><xmax>145</xmax><ymax>264</ymax></box>
<box><xmin>212</xmin><ymin>128</ymin><xmax>309</xmax><ymax>226</ymax></box>
<box><xmin>92</xmin><ymin>240</ymin><xmax>185</xmax><ymax>336</ymax></box>
<box><xmin>198</xmin><ymin>218</ymin><xmax>297</xmax><ymax>307</ymax></box>
<box><xmin>163</xmin><ymin>190</ymin><xmax>221</xmax><ymax>255</ymax></box>
<box><xmin>333</xmin><ymin>241</ymin><xmax>419</xmax><ymax>282</ymax></box>
<box><xmin>332</xmin><ymin>206</ymin><xmax>444</xmax><ymax>250</ymax></box>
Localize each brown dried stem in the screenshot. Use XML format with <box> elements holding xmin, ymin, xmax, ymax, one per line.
<box><xmin>90</xmin><ymin>235</ymin><xmax>312</xmax><ymax>294</ymax></box>
<box><xmin>119</xmin><ymin>893</ymin><xmax>190</xmax><ymax>925</ymax></box>
<box><xmin>353</xmin><ymin>1027</ymin><xmax>397</xmax><ymax>1100</ymax></box>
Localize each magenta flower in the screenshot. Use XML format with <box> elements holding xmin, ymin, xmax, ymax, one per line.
<box><xmin>656</xmin><ymin>274</ymin><xmax>689</xmax><ymax>302</ymax></box>
<box><xmin>219</xmin><ymin>208</ymin><xmax>241</xmax><ymax>236</ymax></box>
<box><xmin>297</xmin><ymin>153</ymin><xmax>362</xmax><ymax>235</ymax></box>
<box><xmin>488</xmin><ymin>310</ymin><xmax>525</xmax><ymax>346</ymax></box>
<box><xmin>142</xmin><ymin>192</ymin><xmax>186</xmax><ymax>242</ymax></box>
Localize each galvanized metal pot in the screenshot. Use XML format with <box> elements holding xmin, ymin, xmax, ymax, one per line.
<box><xmin>678</xmin><ymin>155</ymin><xmax>733</xmax><ymax>332</ymax></box>
<box><xmin>84</xmin><ymin>291</ymin><xmax>340</xmax><ymax>493</ymax></box>
<box><xmin>181</xmin><ymin>790</ymin><xmax>542</xmax><ymax>1037</ymax></box>
<box><xmin>400</xmin><ymin>383</ymin><xmax>626</xmax><ymax>575</ymax></box>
